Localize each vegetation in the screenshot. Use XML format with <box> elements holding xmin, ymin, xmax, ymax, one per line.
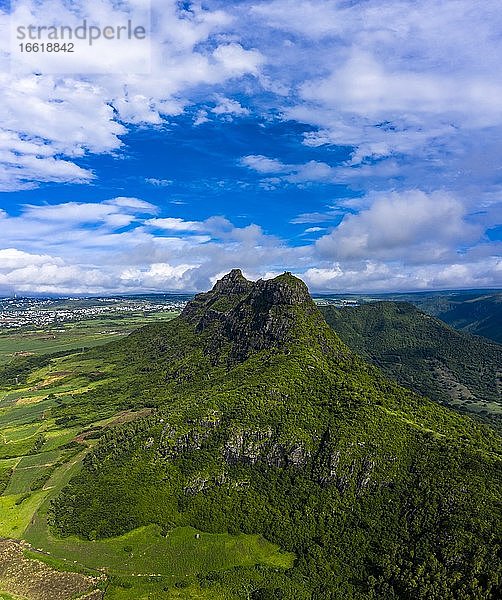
<box><xmin>0</xmin><ymin>538</ymin><xmax>101</xmax><ymax>599</ymax></box>
<box><xmin>320</xmin><ymin>301</ymin><xmax>502</xmax><ymax>426</ymax></box>
<box><xmin>0</xmin><ymin>287</ymin><xmax>296</xmax><ymax>598</ymax></box>
<box><xmin>43</xmin><ymin>271</ymin><xmax>502</xmax><ymax>598</ymax></box>
<box><xmin>399</xmin><ymin>290</ymin><xmax>502</xmax><ymax>343</ymax></box>
<box><xmin>1</xmin><ymin>273</ymin><xmax>501</xmax><ymax>598</ymax></box>
<box><xmin>0</xmin><ymin>310</ymin><xmax>178</xmax><ymax>365</ymax></box>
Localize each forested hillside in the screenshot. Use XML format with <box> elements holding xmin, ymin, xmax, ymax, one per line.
<box><xmin>428</xmin><ymin>292</ymin><xmax>502</xmax><ymax>342</ymax></box>
<box><xmin>320</xmin><ymin>302</ymin><xmax>502</xmax><ymax>426</ymax></box>
<box><xmin>394</xmin><ymin>291</ymin><xmax>502</xmax><ymax>343</ymax></box>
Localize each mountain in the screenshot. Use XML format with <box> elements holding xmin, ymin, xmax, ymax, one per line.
<box><xmin>315</xmin><ymin>290</ymin><xmax>502</xmax><ymax>343</ymax></box>
<box><xmin>372</xmin><ymin>290</ymin><xmax>502</xmax><ymax>343</ymax></box>
<box><xmin>319</xmin><ymin>301</ymin><xmax>502</xmax><ymax>425</ymax></box>
<box><xmin>49</xmin><ymin>271</ymin><xmax>501</xmax><ymax>599</ymax></box>
<box><xmin>420</xmin><ymin>292</ymin><xmax>502</xmax><ymax>343</ymax></box>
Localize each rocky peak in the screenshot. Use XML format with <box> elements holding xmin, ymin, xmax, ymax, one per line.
<box><xmin>181</xmin><ymin>269</ymin><xmax>317</xmax><ymax>362</ymax></box>
<box><xmin>248</xmin><ymin>273</ymin><xmax>311</xmax><ymax>309</ymax></box>
<box><xmin>212</xmin><ymin>269</ymin><xmax>254</xmax><ymax>295</ymax></box>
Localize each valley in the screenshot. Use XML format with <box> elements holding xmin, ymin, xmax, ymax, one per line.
<box><xmin>320</xmin><ymin>301</ymin><xmax>502</xmax><ymax>426</ymax></box>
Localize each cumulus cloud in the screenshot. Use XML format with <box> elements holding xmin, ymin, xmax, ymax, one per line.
<box><xmin>0</xmin><ymin>248</ymin><xmax>63</xmax><ymax>269</ymax></box>
<box><xmin>0</xmin><ymin>192</ymin><xmax>499</xmax><ymax>294</ymax></box>
<box><xmin>300</xmin><ymin>50</ymin><xmax>502</xmax><ymax>119</ymax></box>
<box><xmin>240</xmin><ymin>155</ymin><xmax>289</xmax><ymax>174</ymax></box>
<box><xmin>212</xmin><ymin>96</ymin><xmax>249</xmax><ymax>117</ymax></box>
<box><xmin>300</xmin><ymin>258</ymin><xmax>502</xmax><ymax>292</ymax></box>
<box><xmin>0</xmin><ymin>0</ymin><xmax>265</xmax><ymax>190</ymax></box>
<box><xmin>0</xmin><ymin>199</ymin><xmax>301</xmax><ymax>294</ymax></box>
<box><xmin>0</xmin><ymin>248</ymin><xmax>107</xmax><ymax>294</ymax></box>
<box><xmin>120</xmin><ymin>263</ymin><xmax>196</xmax><ymax>290</ymax></box>
<box><xmin>144</xmin><ymin>217</ymin><xmax>204</xmax><ymax>232</ymax></box>
<box><xmin>316</xmin><ymin>190</ymin><xmax>481</xmax><ymax>262</ymax></box>
<box><xmin>241</xmin><ymin>155</ymin><xmax>337</xmax><ymax>185</ymax></box>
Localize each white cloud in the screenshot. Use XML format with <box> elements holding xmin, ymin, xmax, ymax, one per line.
<box><xmin>0</xmin><ymin>192</ymin><xmax>499</xmax><ymax>294</ymax></box>
<box><xmin>120</xmin><ymin>263</ymin><xmax>195</xmax><ymax>290</ymax></box>
<box><xmin>300</xmin><ymin>50</ymin><xmax>502</xmax><ymax>119</ymax></box>
<box><xmin>145</xmin><ymin>178</ymin><xmax>172</xmax><ymax>187</ymax></box>
<box><xmin>20</xmin><ymin>197</ymin><xmax>155</xmax><ymax>226</ymax></box>
<box><xmin>145</xmin><ymin>217</ymin><xmax>204</xmax><ymax>232</ymax></box>
<box><xmin>22</xmin><ymin>202</ymin><xmax>122</xmax><ymax>224</ymax></box>
<box><xmin>245</xmin><ymin>0</ymin><xmax>502</xmax><ymax>202</ymax></box>
<box><xmin>316</xmin><ymin>190</ymin><xmax>481</xmax><ymax>262</ymax></box>
<box><xmin>300</xmin><ymin>257</ymin><xmax>502</xmax><ymax>293</ymax></box>
<box><xmin>241</xmin><ymin>155</ymin><xmax>289</xmax><ymax>174</ymax></box>
<box><xmin>241</xmin><ymin>154</ymin><xmax>336</xmax><ymax>185</ymax></box>
<box><xmin>1</xmin><ymin>1</ymin><xmax>501</xmax><ymax>293</ymax></box>
<box><xmin>0</xmin><ymin>0</ymin><xmax>265</xmax><ymax>190</ymax></box>
<box><xmin>0</xmin><ymin>247</ymin><xmax>108</xmax><ymax>294</ymax></box>
<box><xmin>290</xmin><ymin>211</ymin><xmax>339</xmax><ymax>225</ymax></box>
<box><xmin>193</xmin><ymin>110</ymin><xmax>210</xmax><ymax>126</ymax></box>
<box><xmin>250</xmin><ymin>0</ymin><xmax>348</xmax><ymax>39</ymax></box>
<box><xmin>105</xmin><ymin>197</ymin><xmax>158</xmax><ymax>213</ymax></box>
<box><xmin>212</xmin><ymin>43</ymin><xmax>263</xmax><ymax>76</ymax></box>
<box><xmin>212</xmin><ymin>96</ymin><xmax>249</xmax><ymax>116</ymax></box>
<box><xmin>0</xmin><ymin>248</ymin><xmax>63</xmax><ymax>269</ymax></box>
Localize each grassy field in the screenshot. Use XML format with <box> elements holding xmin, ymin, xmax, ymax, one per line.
<box><xmin>0</xmin><ymin>316</ymin><xmax>294</xmax><ymax>599</ymax></box>
<box><xmin>25</xmin><ymin>524</ymin><xmax>293</xmax><ymax>582</ymax></box>
<box><xmin>0</xmin><ymin>592</ymin><xmax>25</xmax><ymax>600</ymax></box>
<box><xmin>0</xmin><ymin>312</ymin><xmax>178</xmax><ymax>365</ymax></box>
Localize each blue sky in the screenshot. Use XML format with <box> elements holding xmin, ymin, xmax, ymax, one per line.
<box><xmin>0</xmin><ymin>0</ymin><xmax>501</xmax><ymax>294</ymax></box>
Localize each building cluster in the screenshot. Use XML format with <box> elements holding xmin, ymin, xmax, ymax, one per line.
<box><xmin>314</xmin><ymin>298</ymin><xmax>360</xmax><ymax>307</ymax></box>
<box><xmin>0</xmin><ymin>296</ymin><xmax>188</xmax><ymax>329</ymax></box>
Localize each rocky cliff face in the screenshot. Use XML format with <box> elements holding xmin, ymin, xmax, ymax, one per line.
<box><xmin>181</xmin><ymin>269</ymin><xmax>254</xmax><ymax>322</ymax></box>
<box><xmin>181</xmin><ymin>269</ymin><xmax>316</xmax><ymax>362</ymax></box>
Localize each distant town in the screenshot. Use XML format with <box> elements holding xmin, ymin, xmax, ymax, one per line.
<box><xmin>313</xmin><ymin>298</ymin><xmax>360</xmax><ymax>307</ymax></box>
<box><xmin>0</xmin><ymin>295</ymin><xmax>191</xmax><ymax>330</ymax></box>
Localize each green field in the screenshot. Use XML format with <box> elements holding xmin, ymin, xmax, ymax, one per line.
<box><xmin>26</xmin><ymin>524</ymin><xmax>293</xmax><ymax>580</ymax></box>
<box><xmin>0</xmin><ymin>311</ymin><xmax>178</xmax><ymax>365</ymax></box>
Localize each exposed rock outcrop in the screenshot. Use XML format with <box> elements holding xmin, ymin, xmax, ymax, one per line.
<box><xmin>181</xmin><ymin>270</ymin><xmax>315</xmax><ymax>362</ymax></box>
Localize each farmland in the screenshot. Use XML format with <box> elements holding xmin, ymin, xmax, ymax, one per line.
<box><xmin>0</xmin><ymin>314</ymin><xmax>180</xmax><ymax>365</ymax></box>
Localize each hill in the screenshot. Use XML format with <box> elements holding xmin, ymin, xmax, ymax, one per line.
<box><xmin>315</xmin><ymin>290</ymin><xmax>502</xmax><ymax>343</ymax></box>
<box><xmin>319</xmin><ymin>301</ymin><xmax>502</xmax><ymax>425</ymax></box>
<box><xmin>43</xmin><ymin>270</ymin><xmax>502</xmax><ymax>599</ymax></box>
<box><xmin>364</xmin><ymin>290</ymin><xmax>502</xmax><ymax>343</ymax></box>
<box><xmin>418</xmin><ymin>291</ymin><xmax>502</xmax><ymax>343</ymax></box>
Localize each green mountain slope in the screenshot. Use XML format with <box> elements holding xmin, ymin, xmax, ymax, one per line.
<box><xmin>319</xmin><ymin>302</ymin><xmax>502</xmax><ymax>424</ymax></box>
<box><xmin>429</xmin><ymin>292</ymin><xmax>502</xmax><ymax>343</ymax></box>
<box><xmin>394</xmin><ymin>291</ymin><xmax>502</xmax><ymax>343</ymax></box>
<box><xmin>49</xmin><ymin>271</ymin><xmax>501</xmax><ymax>599</ymax></box>
<box><xmin>315</xmin><ymin>290</ymin><xmax>502</xmax><ymax>343</ymax></box>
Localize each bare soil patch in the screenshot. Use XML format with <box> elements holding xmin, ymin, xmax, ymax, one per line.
<box><xmin>0</xmin><ymin>539</ymin><xmax>103</xmax><ymax>600</ymax></box>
